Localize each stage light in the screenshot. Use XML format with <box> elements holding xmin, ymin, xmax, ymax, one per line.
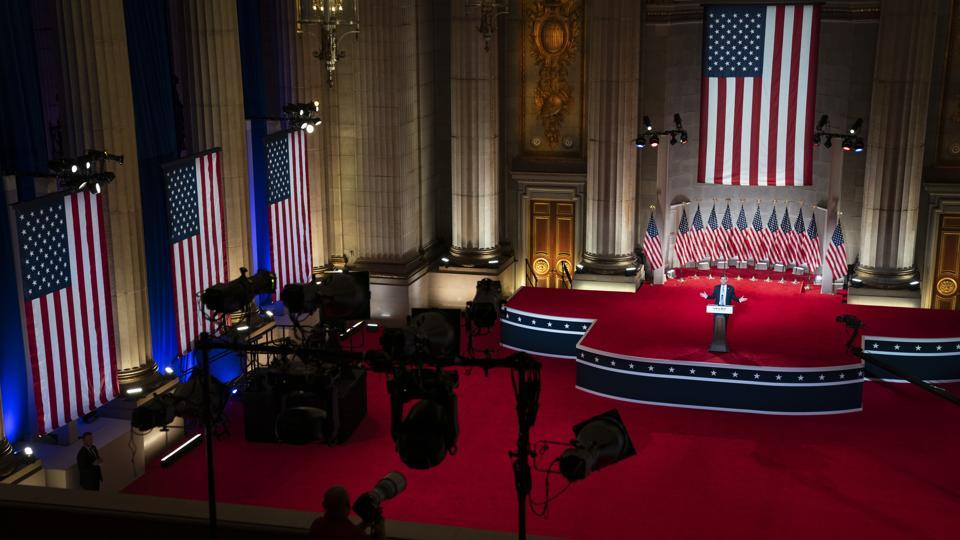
<box><xmin>635</xmin><ymin>136</ymin><xmax>646</xmax><ymax>149</ymax></box>
<box><xmin>299</xmin><ymin>108</ymin><xmax>305</xmax><ymax>116</ymax></box>
<box><xmin>366</xmin><ymin>322</ymin><xmax>380</xmax><ymax>329</ymax></box>
<box><xmin>164</xmin><ymin>366</ymin><xmax>175</xmax><ymax>375</ymax></box>
<box><xmin>78</xmin><ymin>181</ymin><xmax>87</xmax><ymax>191</ymax></box>
<box><xmin>265</xmin><ymin>310</ymin><xmax>274</xmax><ymax>317</ymax></box>
<box><xmin>488</xmin><ymin>259</ymin><xmax>499</xmax><ymax>265</ymax></box>
<box><xmin>817</xmin><ymin>114</ymin><xmax>829</xmax><ymax>131</ymax></box>
<box><xmin>126</xmin><ymin>387</ymin><xmax>143</xmax><ymax>395</ymax></box>
<box><xmin>850</xmin><ymin>277</ymin><xmax>862</xmax><ymax>283</ymax></box>
<box><xmin>649</xmin><ymin>135</ymin><xmax>660</xmax><ymax>148</ymax></box>
<box><xmin>849</xmin><ymin>118</ymin><xmax>863</xmax><ymax>134</ymax></box>
<box><xmin>909</xmin><ymin>280</ymin><xmax>920</xmax><ymax>286</ymax></box>
<box><xmin>201</xmin><ymin>268</ymin><xmax>276</xmax><ymax>314</ymax></box>
<box><xmin>558</xmin><ymin>409</ymin><xmax>635</xmax><ymax>482</ymax></box>
<box><xmin>842</xmin><ymin>137</ymin><xmax>853</xmax><ymax>152</ymax></box>
<box><xmin>85</xmin><ymin>161</ymin><xmax>91</xmax><ymax>170</ymax></box>
<box><xmin>160</xmin><ymin>433</ymin><xmax>201</xmax><ymax>468</ymax></box>
<box><xmin>466</xmin><ymin>278</ymin><xmax>502</xmax><ymax>329</ymax></box>
<box><xmin>70</xmin><ymin>164</ymin><xmax>78</xmax><ymax>173</ymax></box>
<box><xmin>670</xmin><ymin>133</ymin><xmax>677</xmax><ymax>146</ymax></box>
<box><xmin>853</xmin><ymin>139</ymin><xmax>864</xmax><ymax>153</ymax></box>
<box><xmin>389</xmin><ymin>369</ymin><xmax>459</xmax><ymax>469</ymax></box>
<box><xmin>22</xmin><ymin>446</ymin><xmax>33</xmax><ymax>457</ymax></box>
<box><xmin>673</xmin><ymin>113</ymin><xmax>683</xmax><ymax>131</ymax></box>
<box><xmin>576</xmin><ymin>263</ymin><xmax>584</xmax><ymax>271</ymax></box>
<box><xmin>441</xmin><ymin>256</ymin><xmax>450</xmax><ymax>263</ymax></box>
<box><xmin>313</xmin><ymin>118</ymin><xmax>322</xmax><ymax>126</ymax></box>
<box><xmin>94</xmin><ymin>182</ymin><xmax>101</xmax><ymax>194</ymax></box>
<box><xmin>231</xmin><ymin>388</ymin><xmax>238</xmax><ymax>395</ymax></box>
<box><xmin>812</xmin><ymin>134</ymin><xmax>821</xmax><ymax>146</ymax></box>
<box><xmin>353</xmin><ymin>471</ymin><xmax>407</xmax><ymax>523</ymax></box>
<box><xmin>280</xmin><ymin>271</ymin><xmax>371</xmax><ymax>319</ymax></box>
<box><xmin>680</xmin><ymin>131</ymin><xmax>689</xmax><ymax>144</ymax></box>
<box><xmin>300</xmin><ymin>121</ymin><xmax>309</xmax><ymax>130</ymax></box>
<box><xmin>625</xmin><ymin>266</ymin><xmax>637</xmax><ymax>272</ymax></box>
<box><xmin>305</xmin><ymin>124</ymin><xmax>316</xmax><ymax>134</ymax></box>
<box><xmin>643</xmin><ymin>116</ymin><xmax>653</xmax><ymax>131</ymax></box>
<box><xmin>824</xmin><ymin>137</ymin><xmax>833</xmax><ymax>149</ymax></box>
<box><xmin>313</xmin><ymin>100</ymin><xmax>320</xmax><ymax>110</ymax></box>
<box><xmin>235</xmin><ymin>325</ymin><xmax>250</xmax><ymax>332</ymax></box>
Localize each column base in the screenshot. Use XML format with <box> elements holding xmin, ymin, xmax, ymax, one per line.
<box><xmin>449</xmin><ymin>245</ymin><xmax>501</xmax><ymax>267</ymax></box>
<box><xmin>853</xmin><ymin>265</ymin><xmax>919</xmax><ymax>289</ymax></box>
<box><xmin>117</xmin><ymin>360</ymin><xmax>160</xmax><ymax>391</ymax></box>
<box><xmin>0</xmin><ymin>438</ymin><xmax>11</xmax><ymax>457</ymax></box>
<box><xmin>580</xmin><ymin>252</ymin><xmax>638</xmax><ymax>275</ymax></box>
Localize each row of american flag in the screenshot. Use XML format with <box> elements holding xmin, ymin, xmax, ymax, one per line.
<box><xmin>13</xmin><ymin>130</ymin><xmax>311</xmax><ymax>433</ymax></box>
<box><xmin>642</xmin><ymin>203</ymin><xmax>848</xmax><ymax>279</ymax></box>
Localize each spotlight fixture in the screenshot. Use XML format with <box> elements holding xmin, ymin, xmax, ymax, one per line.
<box><xmin>558</xmin><ymin>409</ymin><xmax>635</xmax><ymax>482</ymax></box>
<box><xmin>637</xmin><ymin>113</ymin><xmax>688</xmax><ymax>152</ymax></box>
<box><xmin>812</xmin><ymin>134</ymin><xmax>821</xmax><ymax>147</ymax></box>
<box><xmin>46</xmin><ymin>149</ymin><xmax>123</xmax><ymax>195</ymax></box>
<box><xmin>643</xmin><ymin>116</ymin><xmax>653</xmax><ymax>132</ymax></box>
<box><xmin>680</xmin><ymin>131</ymin><xmax>688</xmax><ymax>144</ymax></box>
<box><xmin>649</xmin><ymin>135</ymin><xmax>660</xmax><ymax>148</ymax></box>
<box><xmin>817</xmin><ymin>114</ymin><xmax>829</xmax><ymax>131</ymax></box>
<box><xmin>909</xmin><ymin>280</ymin><xmax>920</xmax><ymax>287</ymax></box>
<box><xmin>842</xmin><ymin>137</ymin><xmax>853</xmax><ymax>152</ymax></box>
<box><xmin>388</xmin><ymin>368</ymin><xmax>460</xmax><ymax>469</ymax></box>
<box><xmin>280</xmin><ymin>271</ymin><xmax>371</xmax><ymax>320</ymax></box>
<box><xmin>164</xmin><ymin>366</ymin><xmax>175</xmax><ymax>375</ymax></box>
<box><xmin>201</xmin><ymin>268</ymin><xmax>276</xmax><ymax>315</ymax></box>
<box><xmin>824</xmin><ymin>137</ymin><xmax>833</xmax><ymax>149</ymax></box>
<box><xmin>282</xmin><ymin>101</ymin><xmax>323</xmax><ymax>134</ymax></box>
<box><xmin>853</xmin><ymin>139</ymin><xmax>864</xmax><ymax>153</ymax></box>
<box><xmin>23</xmin><ymin>446</ymin><xmax>33</xmax><ymax>457</ymax></box>
<box><xmin>635</xmin><ymin>136</ymin><xmax>646</xmax><ymax>149</ymax></box>
<box><xmin>466</xmin><ymin>278</ymin><xmax>503</xmax><ymax>329</ymax></box>
<box><xmin>669</xmin><ymin>133</ymin><xmax>677</xmax><ymax>146</ymax></box>
<box><xmin>848</xmin><ymin>118</ymin><xmax>863</xmax><ymax>134</ymax></box>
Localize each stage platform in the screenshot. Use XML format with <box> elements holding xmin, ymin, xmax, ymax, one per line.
<box><xmin>502</xmin><ymin>276</ymin><xmax>960</xmax><ymax>415</ymax></box>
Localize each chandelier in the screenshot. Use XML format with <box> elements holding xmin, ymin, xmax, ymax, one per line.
<box><xmin>466</xmin><ymin>0</ymin><xmax>509</xmax><ymax>51</ymax></box>
<box><xmin>297</xmin><ymin>0</ymin><xmax>360</xmax><ymax>87</ymax></box>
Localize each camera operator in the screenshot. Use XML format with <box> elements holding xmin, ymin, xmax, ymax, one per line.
<box><xmin>308</xmin><ymin>485</ymin><xmax>385</xmax><ymax>540</ymax></box>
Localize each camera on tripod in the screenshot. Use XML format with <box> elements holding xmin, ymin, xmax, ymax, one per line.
<box><xmin>352</xmin><ymin>471</ymin><xmax>406</xmax><ymax>523</ymax></box>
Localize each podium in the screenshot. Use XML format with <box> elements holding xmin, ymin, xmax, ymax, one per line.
<box><xmin>706</xmin><ymin>304</ymin><xmax>733</xmax><ymax>353</ymax></box>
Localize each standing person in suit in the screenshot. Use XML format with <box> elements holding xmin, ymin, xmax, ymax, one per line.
<box><xmin>700</xmin><ymin>275</ymin><xmax>748</xmax><ymax>305</ymax></box>
<box><xmin>77</xmin><ymin>431</ymin><xmax>103</xmax><ymax>491</ymax></box>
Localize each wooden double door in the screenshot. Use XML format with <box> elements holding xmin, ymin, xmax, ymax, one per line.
<box><xmin>933</xmin><ymin>214</ymin><xmax>960</xmax><ymax>310</ymax></box>
<box><xmin>530</xmin><ymin>200</ymin><xmax>575</xmax><ymax>288</ymax></box>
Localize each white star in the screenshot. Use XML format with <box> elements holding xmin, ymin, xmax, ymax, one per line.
<box><xmin>857</xmin><ymin>370</ymin><xmax>864</xmax><ymax>377</ymax></box>
<box><xmin>531</xmin><ymin>320</ymin><xmax>536</xmax><ymax>325</ymax></box>
<box><xmin>564</xmin><ymin>323</ymin><xmax>570</xmax><ymax>329</ymax></box>
<box><xmin>732</xmin><ymin>372</ymin><xmax>739</xmax><ymax>378</ymax></box>
<box><xmin>775</xmin><ymin>374</ymin><xmax>782</xmax><ymax>380</ymax></box>
<box><xmin>517</xmin><ymin>317</ymin><xmax>522</xmax><ymax>322</ymax></box>
<box><xmin>872</xmin><ymin>343</ymin><xmax>879</xmax><ymax>349</ymax></box>
<box><xmin>546</xmin><ymin>322</ymin><xmax>552</xmax><ymax>327</ymax></box>
<box><xmin>840</xmin><ymin>373</ymin><xmax>846</xmax><ymax>379</ymax></box>
<box><xmin>893</xmin><ymin>344</ymin><xmax>900</xmax><ymax>350</ymax></box>
<box><xmin>668</xmin><ymin>367</ymin><xmax>675</xmax><ymax>373</ymax></box>
<box><xmin>689</xmin><ymin>368</ymin><xmax>696</xmax><ymax>374</ymax></box>
<box><xmin>594</xmin><ymin>356</ymin><xmax>599</xmax><ymax>362</ymax></box>
<box><xmin>645</xmin><ymin>365</ymin><xmax>652</xmax><ymax>371</ymax></box>
<box><xmin>582</xmin><ymin>324</ymin><xmax>588</xmax><ymax>330</ymax></box>
<box><xmin>610</xmin><ymin>360</ymin><xmax>616</xmax><ymax>367</ymax></box>
<box><xmin>579</xmin><ymin>352</ymin><xmax>585</xmax><ymax>358</ymax></box>
<box><xmin>915</xmin><ymin>345</ymin><xmax>922</xmax><ymax>351</ymax></box>
<box><xmin>797</xmin><ymin>375</ymin><xmax>804</xmax><ymax>381</ymax></box>
<box><xmin>936</xmin><ymin>345</ymin><xmax>942</xmax><ymax>351</ymax></box>
<box><xmin>710</xmin><ymin>370</ymin><xmax>717</xmax><ymax>376</ymax></box>
<box><xmin>819</xmin><ymin>374</ymin><xmax>826</xmax><ymax>380</ymax></box>
<box><xmin>753</xmin><ymin>373</ymin><xmax>760</xmax><ymax>379</ymax></box>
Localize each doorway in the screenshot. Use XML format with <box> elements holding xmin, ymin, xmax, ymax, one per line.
<box><xmin>529</xmin><ymin>200</ymin><xmax>575</xmax><ymax>288</ymax></box>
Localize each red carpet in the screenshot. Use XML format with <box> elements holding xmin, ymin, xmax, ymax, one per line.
<box><xmin>125</xmin><ymin>318</ymin><xmax>960</xmax><ymax>539</ymax></box>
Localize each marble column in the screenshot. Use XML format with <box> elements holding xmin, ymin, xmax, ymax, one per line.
<box><xmin>855</xmin><ymin>0</ymin><xmax>938</xmax><ymax>287</ymax></box>
<box><xmin>173</xmin><ymin>0</ymin><xmax>252</xmax><ymax>273</ymax></box>
<box><xmin>55</xmin><ymin>0</ymin><xmax>155</xmax><ymax>384</ymax></box>
<box><xmin>352</xmin><ymin>0</ymin><xmax>421</xmax><ymax>265</ymax></box>
<box><xmin>582</xmin><ymin>0</ymin><xmax>641</xmax><ymax>273</ymax></box>
<box><xmin>450</xmin><ymin>2</ymin><xmax>500</xmax><ymax>264</ymax></box>
<box><xmin>279</xmin><ymin>0</ymin><xmax>328</xmax><ymax>269</ymax></box>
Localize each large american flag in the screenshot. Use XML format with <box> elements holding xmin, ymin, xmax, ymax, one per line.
<box><xmin>803</xmin><ymin>212</ymin><xmax>821</xmax><ymax>271</ymax></box>
<box><xmin>747</xmin><ymin>205</ymin><xmax>767</xmax><ymax>261</ymax></box>
<box><xmin>674</xmin><ymin>208</ymin><xmax>695</xmax><ymax>266</ymax></box>
<box><xmin>732</xmin><ymin>205</ymin><xmax>750</xmax><ymax>260</ymax></box>
<box><xmin>825</xmin><ymin>221</ymin><xmax>848</xmax><ymax>279</ymax></box>
<box><xmin>267</xmin><ymin>130</ymin><xmax>313</xmax><ymax>296</ymax></box>
<box><xmin>15</xmin><ymin>191</ymin><xmax>117</xmax><ymax>433</ymax></box>
<box><xmin>642</xmin><ymin>214</ymin><xmax>664</xmax><ymax>270</ymax></box>
<box><xmin>698</xmin><ymin>4</ymin><xmax>821</xmax><ymax>186</ymax></box>
<box><xmin>164</xmin><ymin>150</ymin><xmax>227</xmax><ymax>355</ymax></box>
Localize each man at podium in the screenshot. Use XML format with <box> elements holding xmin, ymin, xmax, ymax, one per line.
<box><xmin>699</xmin><ymin>275</ymin><xmax>747</xmax><ymax>306</ymax></box>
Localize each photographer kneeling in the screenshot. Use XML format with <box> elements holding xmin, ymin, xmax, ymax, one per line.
<box><xmin>309</xmin><ymin>486</ymin><xmax>385</xmax><ymax>540</ymax></box>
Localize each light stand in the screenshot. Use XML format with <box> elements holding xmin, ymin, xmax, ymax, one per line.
<box><xmin>197</xmin><ymin>332</ymin><xmax>218</xmax><ymax>540</ymax></box>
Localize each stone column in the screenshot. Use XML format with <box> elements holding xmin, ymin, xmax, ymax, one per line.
<box><xmin>582</xmin><ymin>0</ymin><xmax>641</xmax><ymax>273</ymax></box>
<box><xmin>279</xmin><ymin>0</ymin><xmax>328</xmax><ymax>269</ymax></box>
<box><xmin>173</xmin><ymin>0</ymin><xmax>252</xmax><ymax>273</ymax></box>
<box><xmin>450</xmin><ymin>2</ymin><xmax>500</xmax><ymax>264</ymax></box>
<box><xmin>55</xmin><ymin>0</ymin><xmax>155</xmax><ymax>384</ymax></box>
<box><xmin>353</xmin><ymin>0</ymin><xmax>421</xmax><ymax>265</ymax></box>
<box><xmin>855</xmin><ymin>0</ymin><xmax>938</xmax><ymax>287</ymax></box>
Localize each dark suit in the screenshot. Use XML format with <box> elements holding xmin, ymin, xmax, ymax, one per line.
<box><xmin>706</xmin><ymin>284</ymin><xmax>741</xmax><ymax>306</ymax></box>
<box><xmin>77</xmin><ymin>445</ymin><xmax>102</xmax><ymax>490</ymax></box>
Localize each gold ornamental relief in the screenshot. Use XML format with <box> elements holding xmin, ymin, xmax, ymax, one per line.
<box><xmin>533</xmin><ymin>257</ymin><xmax>551</xmax><ymax>275</ymax></box>
<box><xmin>937</xmin><ymin>277</ymin><xmax>958</xmax><ymax>296</ymax></box>
<box><xmin>524</xmin><ymin>0</ymin><xmax>583</xmax><ymax>150</ymax></box>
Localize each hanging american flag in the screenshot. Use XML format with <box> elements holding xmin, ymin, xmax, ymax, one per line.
<box><xmin>732</xmin><ymin>205</ymin><xmax>750</xmax><ymax>260</ymax></box>
<box><xmin>674</xmin><ymin>207</ymin><xmax>695</xmax><ymax>266</ymax></box>
<box><xmin>721</xmin><ymin>204</ymin><xmax>738</xmax><ymax>259</ymax></box>
<box><xmin>766</xmin><ymin>206</ymin><xmax>783</xmax><ymax>263</ymax></box>
<box><xmin>14</xmin><ymin>191</ymin><xmax>118</xmax><ymax>433</ymax></box>
<box><xmin>163</xmin><ymin>150</ymin><xmax>227</xmax><ymax>356</ymax></box>
<box><xmin>642</xmin><ymin>214</ymin><xmax>664</xmax><ymax>270</ymax></box>
<box><xmin>825</xmin><ymin>221</ymin><xmax>848</xmax><ymax>278</ymax></box>
<box><xmin>778</xmin><ymin>207</ymin><xmax>794</xmax><ymax>265</ymax></box>
<box><xmin>267</xmin><ymin>129</ymin><xmax>313</xmax><ymax>296</ymax></box>
<box><xmin>803</xmin><ymin>212</ymin><xmax>821</xmax><ymax>271</ymax></box>
<box><xmin>792</xmin><ymin>208</ymin><xmax>807</xmax><ymax>268</ymax></box>
<box><xmin>707</xmin><ymin>205</ymin><xmax>725</xmax><ymax>260</ymax></box>
<box><xmin>748</xmin><ymin>205</ymin><xmax>767</xmax><ymax>261</ymax></box>
<box><xmin>698</xmin><ymin>4</ymin><xmax>821</xmax><ymax>186</ymax></box>
<box><xmin>691</xmin><ymin>205</ymin><xmax>710</xmax><ymax>262</ymax></box>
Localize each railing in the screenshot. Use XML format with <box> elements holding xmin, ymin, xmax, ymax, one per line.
<box><xmin>560</xmin><ymin>260</ymin><xmax>574</xmax><ymax>289</ymax></box>
<box><xmin>525</xmin><ymin>258</ymin><xmax>539</xmax><ymax>288</ymax></box>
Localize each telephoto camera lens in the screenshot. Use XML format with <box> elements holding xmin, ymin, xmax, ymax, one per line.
<box><xmin>352</xmin><ymin>471</ymin><xmax>407</xmax><ymax>522</ymax></box>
